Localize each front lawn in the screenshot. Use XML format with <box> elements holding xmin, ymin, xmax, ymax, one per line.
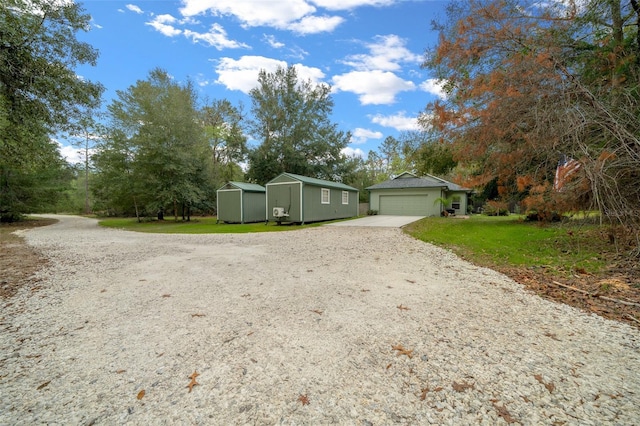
<box><xmin>98</xmin><ymin>216</ymin><xmax>328</xmax><ymax>234</ymax></box>
<box><xmin>404</xmin><ymin>215</ymin><xmax>608</xmax><ymax>277</ymax></box>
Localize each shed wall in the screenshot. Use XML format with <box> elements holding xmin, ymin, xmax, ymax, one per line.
<box><xmin>242</xmin><ymin>192</ymin><xmax>266</xmax><ymax>223</ymax></box>
<box><xmin>303</xmin><ymin>185</ymin><xmax>358</xmax><ymax>222</ymax></box>
<box><xmin>217</xmin><ymin>189</ymin><xmax>242</xmax><ymax>223</ymax></box>
<box><xmin>266</xmin><ymin>182</ymin><xmax>302</xmax><ymax>222</ymax></box>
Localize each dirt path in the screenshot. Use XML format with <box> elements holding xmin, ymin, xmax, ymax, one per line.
<box><xmin>1</xmin><ymin>215</ymin><xmax>639</xmax><ymax>424</ymax></box>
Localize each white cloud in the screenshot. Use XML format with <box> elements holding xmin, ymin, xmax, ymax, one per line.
<box><xmin>179</xmin><ymin>0</ymin><xmax>343</xmax><ymax>34</ymax></box>
<box><xmin>420</xmin><ymin>78</ymin><xmax>448</xmax><ymax>100</ymax></box>
<box><xmin>215</xmin><ymin>56</ymin><xmax>325</xmax><ymax>93</ymax></box>
<box><xmin>341</xmin><ymin>147</ymin><xmax>365</xmax><ymax>158</ymax></box>
<box><xmin>286</xmin><ymin>46</ymin><xmax>309</xmax><ymax>61</ymax></box>
<box><xmin>351</xmin><ymin>128</ymin><xmax>383</xmax><ymax>144</ymax></box>
<box><xmin>288</xmin><ymin>15</ymin><xmax>344</xmax><ymax>34</ymax></box>
<box><xmin>332</xmin><ymin>70</ymin><xmax>415</xmax><ymax>105</ymax></box>
<box><xmin>216</xmin><ymin>56</ymin><xmax>285</xmax><ymax>93</ymax></box>
<box><xmin>311</xmin><ymin>0</ymin><xmax>394</xmax><ymax>10</ymax></box>
<box><xmin>370</xmin><ymin>111</ymin><xmax>419</xmax><ymax>131</ymax></box>
<box><xmin>126</xmin><ymin>4</ymin><xmax>143</xmax><ymax>14</ymax></box>
<box><xmin>55</xmin><ymin>142</ymin><xmax>83</xmax><ymax>164</ymax></box>
<box><xmin>146</xmin><ymin>14</ymin><xmax>182</xmax><ymax>37</ymax></box>
<box><xmin>180</xmin><ymin>0</ymin><xmax>315</xmax><ymax>28</ymax></box>
<box><xmin>147</xmin><ymin>15</ymin><xmax>247</xmax><ymax>50</ymax></box>
<box><xmin>184</xmin><ymin>24</ymin><xmax>249</xmax><ymax>50</ymax></box>
<box><xmin>342</xmin><ymin>34</ymin><xmax>421</xmax><ymax>72</ymax></box>
<box><xmin>294</xmin><ymin>65</ymin><xmax>326</xmax><ymax>85</ymax></box>
<box><xmin>263</xmin><ymin>34</ymin><xmax>285</xmax><ymax>49</ymax></box>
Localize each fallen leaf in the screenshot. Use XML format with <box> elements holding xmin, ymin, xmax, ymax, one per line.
<box><xmin>298</xmin><ymin>394</ymin><xmax>310</xmax><ymax>405</ymax></box>
<box><xmin>100</xmin><ymin>289</ymin><xmax>106</xmax><ymax>293</ymax></box>
<box><xmin>452</xmin><ymin>381</ymin><xmax>474</xmax><ymax>392</ymax></box>
<box><xmin>420</xmin><ymin>387</ymin><xmax>429</xmax><ymax>401</ymax></box>
<box><xmin>543</xmin><ymin>331</ymin><xmax>560</xmax><ymax>341</ymax></box>
<box><xmin>187</xmin><ymin>371</ymin><xmax>199</xmax><ymax>393</ymax></box>
<box><xmin>492</xmin><ymin>401</ymin><xmax>517</xmax><ymax>424</ymax></box>
<box><xmin>37</xmin><ymin>381</ymin><xmax>50</xmax><ymax>390</ymax></box>
<box><xmin>392</xmin><ymin>344</ymin><xmax>413</xmax><ymax>358</ymax></box>
<box><xmin>137</xmin><ymin>390</ymin><xmax>145</xmax><ymax>400</ymax></box>
<box><xmin>397</xmin><ymin>304</ymin><xmax>410</xmax><ymax>311</ymax></box>
<box><xmin>361</xmin><ymin>289</ymin><xmax>370</xmax><ymax>292</ymax></box>
<box><xmin>191</xmin><ymin>313</ymin><xmax>206</xmax><ymax>318</ymax></box>
<box><xmin>161</xmin><ymin>294</ymin><xmax>171</xmax><ymax>298</ymax></box>
<box><xmin>116</xmin><ymin>369</ymin><xmax>126</xmax><ymax>374</ymax></box>
<box><xmin>534</xmin><ymin>374</ymin><xmax>555</xmax><ymax>393</ymax></box>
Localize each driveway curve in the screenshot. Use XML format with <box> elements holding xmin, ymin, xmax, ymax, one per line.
<box><xmin>1</xmin><ymin>215</ymin><xmax>639</xmax><ymax>424</ymax></box>
<box><xmin>327</xmin><ymin>215</ymin><xmax>425</xmax><ymax>227</ymax></box>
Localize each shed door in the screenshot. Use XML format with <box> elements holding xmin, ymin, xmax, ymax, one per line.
<box><xmin>379</xmin><ymin>195</ymin><xmax>429</xmax><ymax>216</ymax></box>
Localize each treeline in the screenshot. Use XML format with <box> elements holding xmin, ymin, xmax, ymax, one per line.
<box><xmin>422</xmin><ymin>0</ymin><xmax>640</xmax><ymax>230</ymax></box>
<box><xmin>2</xmin><ymin>0</ymin><xmax>639</xmax><ymax>238</ymax></box>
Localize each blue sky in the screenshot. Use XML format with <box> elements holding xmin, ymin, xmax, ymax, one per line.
<box><xmin>62</xmin><ymin>0</ymin><xmax>449</xmax><ymax>162</ymax></box>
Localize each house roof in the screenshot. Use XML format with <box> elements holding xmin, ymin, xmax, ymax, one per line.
<box><xmin>270</xmin><ymin>172</ymin><xmax>358</xmax><ymax>192</ymax></box>
<box><xmin>221</xmin><ymin>181</ymin><xmax>266</xmax><ymax>192</ymax></box>
<box><xmin>366</xmin><ymin>172</ymin><xmax>471</xmax><ymax>192</ymax></box>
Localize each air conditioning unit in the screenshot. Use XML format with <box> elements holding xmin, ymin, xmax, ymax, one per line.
<box><xmin>273</xmin><ymin>207</ymin><xmax>287</xmax><ymax>218</ymax></box>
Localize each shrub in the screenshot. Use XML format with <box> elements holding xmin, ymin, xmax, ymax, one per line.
<box><xmin>482</xmin><ymin>200</ymin><xmax>509</xmax><ymax>216</ymax></box>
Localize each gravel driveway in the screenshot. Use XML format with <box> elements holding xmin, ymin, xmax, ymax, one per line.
<box><xmin>1</xmin><ymin>215</ymin><xmax>639</xmax><ymax>425</ymax></box>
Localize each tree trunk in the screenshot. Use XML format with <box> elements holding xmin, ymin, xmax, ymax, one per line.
<box><xmin>173</xmin><ymin>199</ymin><xmax>178</xmax><ymax>221</ymax></box>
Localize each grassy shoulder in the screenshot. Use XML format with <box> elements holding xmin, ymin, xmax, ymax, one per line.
<box><xmin>98</xmin><ymin>216</ymin><xmax>331</xmax><ymax>234</ymax></box>
<box><xmin>405</xmin><ymin>214</ymin><xmax>640</xmax><ymax>327</ymax></box>
<box><xmin>404</xmin><ymin>214</ymin><xmax>608</xmax><ymax>277</ymax></box>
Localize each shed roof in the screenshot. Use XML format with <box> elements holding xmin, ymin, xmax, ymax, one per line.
<box><xmin>220</xmin><ymin>181</ymin><xmax>266</xmax><ymax>192</ymax></box>
<box><xmin>269</xmin><ymin>173</ymin><xmax>358</xmax><ymax>192</ymax></box>
<box><xmin>366</xmin><ymin>172</ymin><xmax>471</xmax><ymax>192</ymax></box>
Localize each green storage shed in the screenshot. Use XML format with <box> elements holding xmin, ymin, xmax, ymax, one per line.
<box><xmin>266</xmin><ymin>173</ymin><xmax>359</xmax><ymax>224</ymax></box>
<box><xmin>216</xmin><ymin>182</ymin><xmax>266</xmax><ymax>223</ymax></box>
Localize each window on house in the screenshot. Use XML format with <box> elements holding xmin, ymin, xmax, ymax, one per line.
<box><xmin>451</xmin><ymin>195</ymin><xmax>461</xmax><ymax>210</ymax></box>
<box><xmin>342</xmin><ymin>191</ymin><xmax>349</xmax><ymax>205</ymax></box>
<box><xmin>321</xmin><ymin>188</ymin><xmax>330</xmax><ymax>204</ymax></box>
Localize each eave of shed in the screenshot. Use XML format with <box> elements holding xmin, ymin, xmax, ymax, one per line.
<box><xmin>221</xmin><ymin>181</ymin><xmax>266</xmax><ymax>192</ymax></box>
<box><xmin>270</xmin><ymin>173</ymin><xmax>357</xmax><ymax>192</ymax></box>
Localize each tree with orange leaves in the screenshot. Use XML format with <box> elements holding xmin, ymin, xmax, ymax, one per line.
<box><xmin>422</xmin><ymin>0</ymin><xmax>640</xmax><ymax>230</ymax></box>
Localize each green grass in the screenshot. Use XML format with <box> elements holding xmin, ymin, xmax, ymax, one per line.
<box><xmin>98</xmin><ymin>216</ymin><xmax>331</xmax><ymax>234</ymax></box>
<box><xmin>404</xmin><ymin>215</ymin><xmax>607</xmax><ymax>276</ymax></box>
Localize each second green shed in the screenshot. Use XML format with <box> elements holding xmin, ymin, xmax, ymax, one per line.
<box><xmin>216</xmin><ymin>182</ymin><xmax>266</xmax><ymax>223</ymax></box>
<box><xmin>265</xmin><ymin>173</ymin><xmax>358</xmax><ymax>224</ymax></box>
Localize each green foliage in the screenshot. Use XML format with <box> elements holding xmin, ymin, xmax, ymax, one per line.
<box><xmin>98</xmin><ymin>217</ymin><xmax>327</xmax><ymax>234</ymax></box>
<box><xmin>400</xmin><ymin>130</ymin><xmax>457</xmax><ymax>177</ymax></box>
<box><xmin>246</xmin><ymin>65</ymin><xmax>351</xmax><ymax>184</ymax></box>
<box><xmin>405</xmin><ymin>215</ymin><xmax>607</xmax><ymax>275</ymax></box>
<box><xmin>0</xmin><ymin>0</ymin><xmax>103</xmax><ymax>219</ymax></box>
<box><xmin>200</xmin><ymin>99</ymin><xmax>247</xmax><ymax>188</ymax></box>
<box><xmin>0</xmin><ymin>135</ymin><xmax>74</xmax><ymax>221</ymax></box>
<box><xmin>93</xmin><ymin>69</ymin><xmax>215</xmax><ymax>219</ymax></box>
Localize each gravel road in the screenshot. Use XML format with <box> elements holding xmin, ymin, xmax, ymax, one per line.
<box><xmin>1</xmin><ymin>214</ymin><xmax>639</xmax><ymax>425</ymax></box>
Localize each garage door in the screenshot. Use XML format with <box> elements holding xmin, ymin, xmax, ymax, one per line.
<box><xmin>379</xmin><ymin>195</ymin><xmax>429</xmax><ymax>216</ymax></box>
